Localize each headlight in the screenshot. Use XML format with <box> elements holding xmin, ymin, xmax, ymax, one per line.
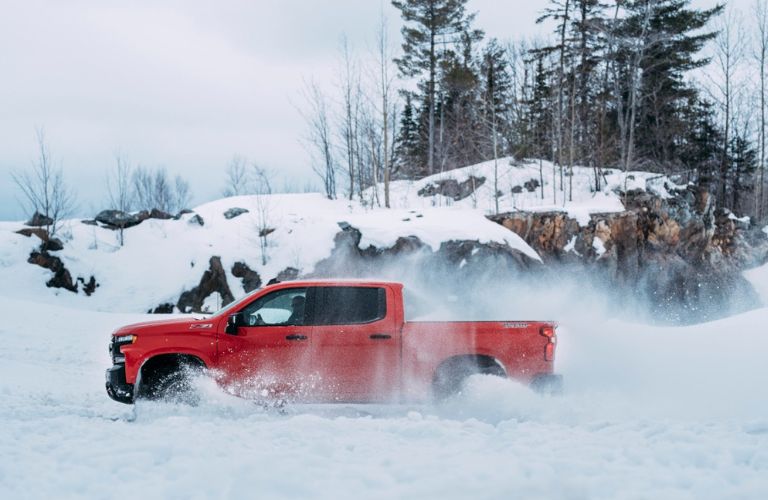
<box><xmin>114</xmin><ymin>334</ymin><xmax>137</xmax><ymax>344</ymax></box>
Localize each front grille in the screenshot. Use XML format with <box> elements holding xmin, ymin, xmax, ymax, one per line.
<box><xmin>109</xmin><ymin>337</ymin><xmax>127</xmax><ymax>364</ymax></box>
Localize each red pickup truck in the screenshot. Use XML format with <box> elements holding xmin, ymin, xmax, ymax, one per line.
<box><xmin>106</xmin><ymin>280</ymin><xmax>561</xmax><ymax>404</ymax></box>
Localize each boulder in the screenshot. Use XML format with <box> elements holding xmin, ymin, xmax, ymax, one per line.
<box><xmin>27</xmin><ymin>251</ymin><xmax>78</xmax><ymax>292</ymax></box>
<box><xmin>149</xmin><ymin>208</ymin><xmax>173</xmax><ymax>220</ymax></box>
<box><xmin>25</xmin><ymin>212</ymin><xmax>53</xmax><ymax>227</ymax></box>
<box><xmin>95</xmin><ymin>210</ymin><xmax>143</xmax><ymax>229</ymax></box>
<box><xmin>188</xmin><ymin>214</ymin><xmax>205</xmax><ymax>226</ymax></box>
<box><xmin>40</xmin><ymin>238</ymin><xmax>64</xmax><ymax>252</ymax></box>
<box><xmin>267</xmin><ymin>267</ymin><xmax>300</xmax><ymax>286</ymax></box>
<box><xmin>176</xmin><ymin>256</ymin><xmax>234</xmax><ymax>313</ymax></box>
<box><xmin>224</xmin><ymin>207</ymin><xmax>249</xmax><ymax>220</ymax></box>
<box><xmin>148</xmin><ymin>303</ymin><xmax>175</xmax><ymax>314</ymax></box>
<box><xmin>16</xmin><ymin>228</ymin><xmax>64</xmax><ymax>251</ymax></box>
<box><xmin>418</xmin><ymin>176</ymin><xmax>486</xmax><ymax>201</ymax></box>
<box><xmin>77</xmin><ymin>276</ymin><xmax>99</xmax><ymax>296</ymax></box>
<box><xmin>309</xmin><ymin>223</ymin><xmax>541</xmax><ymax>298</ymax></box>
<box><xmin>231</xmin><ymin>261</ymin><xmax>262</xmax><ymax>292</ymax></box>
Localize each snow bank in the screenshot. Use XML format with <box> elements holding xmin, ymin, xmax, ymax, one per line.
<box><xmin>373</xmin><ymin>157</ymin><xmax>682</xmax><ymax>225</ymax></box>
<box><xmin>0</xmin><ymin>192</ymin><xmax>538</xmax><ymax>313</ymax></box>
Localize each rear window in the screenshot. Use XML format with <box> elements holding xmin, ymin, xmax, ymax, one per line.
<box><xmin>313</xmin><ymin>287</ymin><xmax>386</xmax><ymax>325</ymax></box>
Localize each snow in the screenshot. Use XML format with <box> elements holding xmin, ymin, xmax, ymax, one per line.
<box><xmin>592</xmin><ymin>236</ymin><xmax>606</xmax><ymax>257</ymax></box>
<box><xmin>1</xmin><ymin>158</ymin><xmax>766</xmax><ymax>498</ymax></box>
<box><xmin>0</xmin><ymin>296</ymin><xmax>766</xmax><ymax>499</ymax></box>
<box><xmin>745</xmin><ymin>261</ymin><xmax>768</xmax><ymax>304</ymax></box>
<box><xmin>0</xmin><ymin>192</ymin><xmax>539</xmax><ymax>313</ymax></box>
<box><xmin>372</xmin><ymin>157</ymin><xmax>682</xmax><ymax>225</ymax></box>
<box><xmin>0</xmin><ymin>157</ymin><xmax>687</xmax><ymax>314</ymax></box>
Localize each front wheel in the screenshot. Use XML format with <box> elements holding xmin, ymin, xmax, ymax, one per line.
<box><xmin>136</xmin><ymin>360</ymin><xmax>204</xmax><ymax>405</ymax></box>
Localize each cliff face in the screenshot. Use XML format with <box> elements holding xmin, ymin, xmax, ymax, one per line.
<box><xmin>489</xmin><ymin>186</ymin><xmax>768</xmax><ymax>322</ymax></box>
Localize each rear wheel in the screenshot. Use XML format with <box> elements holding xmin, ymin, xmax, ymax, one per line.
<box><xmin>432</xmin><ymin>356</ymin><xmax>506</xmax><ymax>401</ymax></box>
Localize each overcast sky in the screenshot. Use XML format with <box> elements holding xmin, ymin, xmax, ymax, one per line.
<box><xmin>0</xmin><ymin>0</ymin><xmax>749</xmax><ymax>220</ymax></box>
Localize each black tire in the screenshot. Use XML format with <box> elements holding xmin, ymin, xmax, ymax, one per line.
<box><xmin>432</xmin><ymin>356</ymin><xmax>506</xmax><ymax>401</ymax></box>
<box><xmin>136</xmin><ymin>360</ymin><xmax>203</xmax><ymax>405</ymax></box>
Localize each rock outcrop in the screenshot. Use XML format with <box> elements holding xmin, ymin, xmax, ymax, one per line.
<box><xmin>418</xmin><ymin>176</ymin><xmax>486</xmax><ymax>201</ymax></box>
<box><xmin>177</xmin><ymin>256</ymin><xmax>235</xmax><ymax>313</ymax></box>
<box><xmin>25</xmin><ymin>212</ymin><xmax>53</xmax><ymax>227</ymax></box>
<box><xmin>27</xmin><ymin>251</ymin><xmax>78</xmax><ymax>292</ymax></box>
<box><xmin>310</xmin><ymin>223</ymin><xmax>542</xmax><ymax>296</ymax></box>
<box><xmin>489</xmin><ymin>185</ymin><xmax>768</xmax><ymax>322</ymax></box>
<box><xmin>16</xmin><ymin>228</ymin><xmax>64</xmax><ymax>252</ymax></box>
<box><xmin>95</xmin><ymin>210</ymin><xmax>143</xmax><ymax>229</ymax></box>
<box><xmin>224</xmin><ymin>207</ymin><xmax>249</xmax><ymax>220</ymax></box>
<box><xmin>188</xmin><ymin>214</ymin><xmax>205</xmax><ymax>226</ymax></box>
<box><xmin>231</xmin><ymin>261</ymin><xmax>262</xmax><ymax>292</ymax></box>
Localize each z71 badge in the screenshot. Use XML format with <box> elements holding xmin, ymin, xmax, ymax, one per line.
<box><xmin>503</xmin><ymin>322</ymin><xmax>529</xmax><ymax>328</ymax></box>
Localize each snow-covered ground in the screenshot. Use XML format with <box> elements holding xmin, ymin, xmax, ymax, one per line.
<box><xmin>0</xmin><ymin>192</ymin><xmax>536</xmax><ymax>314</ymax></box>
<box><xmin>0</xmin><ymin>293</ymin><xmax>766</xmax><ymax>499</ymax></box>
<box><xmin>374</xmin><ymin>158</ymin><xmax>681</xmax><ymax>225</ymax></box>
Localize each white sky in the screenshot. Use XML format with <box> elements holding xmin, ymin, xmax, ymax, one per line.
<box><xmin>0</xmin><ymin>0</ymin><xmax>750</xmax><ymax>220</ymax></box>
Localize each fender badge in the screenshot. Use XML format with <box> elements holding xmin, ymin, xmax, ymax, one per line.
<box><xmin>189</xmin><ymin>323</ymin><xmax>213</xmax><ymax>330</ymax></box>
<box><xmin>503</xmin><ymin>322</ymin><xmax>529</xmax><ymax>328</ymax></box>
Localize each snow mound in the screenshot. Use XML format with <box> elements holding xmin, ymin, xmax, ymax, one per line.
<box><xmin>0</xmin><ymin>192</ymin><xmax>538</xmax><ymax>312</ymax></box>
<box><xmin>374</xmin><ymin>157</ymin><xmax>683</xmax><ymax>225</ymax></box>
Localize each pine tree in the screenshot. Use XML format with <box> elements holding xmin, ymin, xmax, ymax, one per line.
<box><xmin>392</xmin><ymin>0</ymin><xmax>483</xmax><ymax>176</ymax></box>
<box><xmin>394</xmin><ymin>93</ymin><xmax>422</xmax><ymax>176</ymax></box>
<box><xmin>619</xmin><ymin>0</ymin><xmax>722</xmax><ymax>168</ymax></box>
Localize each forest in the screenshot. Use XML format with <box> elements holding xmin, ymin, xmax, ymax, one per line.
<box><xmin>301</xmin><ymin>0</ymin><xmax>768</xmax><ymax>222</ymax></box>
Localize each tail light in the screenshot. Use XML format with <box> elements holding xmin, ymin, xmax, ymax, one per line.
<box><xmin>540</xmin><ymin>325</ymin><xmax>557</xmax><ymax>361</ymax></box>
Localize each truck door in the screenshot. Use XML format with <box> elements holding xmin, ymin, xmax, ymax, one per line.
<box><xmin>311</xmin><ymin>285</ymin><xmax>400</xmax><ymax>402</ymax></box>
<box><xmin>217</xmin><ymin>286</ymin><xmax>314</xmax><ymax>400</ymax></box>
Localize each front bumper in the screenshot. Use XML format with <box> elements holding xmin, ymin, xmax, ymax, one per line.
<box><xmin>106</xmin><ymin>364</ymin><xmax>134</xmax><ymax>404</ymax></box>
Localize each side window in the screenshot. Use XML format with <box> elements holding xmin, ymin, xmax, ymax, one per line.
<box><xmin>314</xmin><ymin>287</ymin><xmax>386</xmax><ymax>326</ymax></box>
<box><xmin>241</xmin><ymin>288</ymin><xmax>308</xmax><ymax>326</ymax></box>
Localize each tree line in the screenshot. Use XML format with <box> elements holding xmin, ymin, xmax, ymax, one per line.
<box><xmin>304</xmin><ymin>0</ymin><xmax>768</xmax><ymax>222</ymax></box>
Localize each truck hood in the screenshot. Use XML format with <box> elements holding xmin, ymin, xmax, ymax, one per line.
<box><xmin>112</xmin><ymin>317</ymin><xmax>216</xmax><ymax>336</ymax></box>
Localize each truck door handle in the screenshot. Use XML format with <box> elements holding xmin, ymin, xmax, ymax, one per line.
<box><xmin>370</xmin><ymin>334</ymin><xmax>391</xmax><ymax>340</ymax></box>
<box><xmin>285</xmin><ymin>334</ymin><xmax>308</xmax><ymax>341</ymax></box>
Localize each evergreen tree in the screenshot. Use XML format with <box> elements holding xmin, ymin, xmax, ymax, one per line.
<box><xmin>394</xmin><ymin>93</ymin><xmax>422</xmax><ymax>176</ymax></box>
<box><xmin>618</xmin><ymin>0</ymin><xmax>722</xmax><ymax>168</ymax></box>
<box><xmin>392</xmin><ymin>0</ymin><xmax>483</xmax><ymax>176</ymax></box>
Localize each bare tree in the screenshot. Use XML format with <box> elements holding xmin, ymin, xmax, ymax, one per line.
<box><xmin>132</xmin><ymin>166</ymin><xmax>191</xmax><ymax>214</ymax></box>
<box><xmin>338</xmin><ymin>36</ymin><xmax>363</xmax><ymax>200</ymax></box>
<box><xmin>106</xmin><ymin>154</ymin><xmax>135</xmax><ymax>246</ymax></box>
<box><xmin>300</xmin><ymin>79</ymin><xmax>337</xmax><ymax>199</ymax></box>
<box><xmin>173</xmin><ymin>175</ymin><xmax>191</xmax><ymax>212</ymax></box>
<box><xmin>755</xmin><ymin>0</ymin><xmax>768</xmax><ymax>220</ymax></box>
<box><xmin>373</xmin><ymin>9</ymin><xmax>399</xmax><ymax>208</ymax></box>
<box><xmin>710</xmin><ymin>6</ymin><xmax>746</xmax><ymax>205</ymax></box>
<box><xmin>222</xmin><ymin>156</ymin><xmax>249</xmax><ymax>197</ymax></box>
<box><xmin>12</xmin><ymin>128</ymin><xmax>76</xmax><ymax>237</ymax></box>
<box><xmin>252</xmin><ymin>165</ymin><xmax>273</xmax><ymax>265</ymax></box>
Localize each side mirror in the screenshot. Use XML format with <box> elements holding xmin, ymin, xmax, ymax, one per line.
<box><xmin>226</xmin><ymin>312</ymin><xmax>244</xmax><ymax>335</ymax></box>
